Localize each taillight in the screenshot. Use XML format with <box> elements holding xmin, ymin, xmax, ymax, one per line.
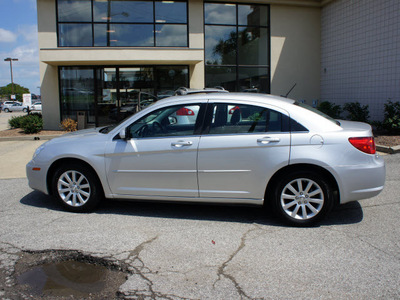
<box><xmin>176</xmin><ymin>108</ymin><xmax>195</xmax><ymax>116</ymax></box>
<box><xmin>349</xmin><ymin>137</ymin><xmax>376</xmax><ymax>154</ymax></box>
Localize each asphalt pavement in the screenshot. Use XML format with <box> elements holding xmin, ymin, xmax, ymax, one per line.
<box><xmin>0</xmin><ymin>132</ymin><xmax>399</xmax><ymax>298</ymax></box>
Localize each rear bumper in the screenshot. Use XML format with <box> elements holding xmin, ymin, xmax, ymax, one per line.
<box><xmin>335</xmin><ymin>154</ymin><xmax>386</xmax><ymax>204</ymax></box>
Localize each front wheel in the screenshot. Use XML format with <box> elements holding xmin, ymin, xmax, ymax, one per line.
<box><xmin>23</xmin><ymin>108</ymin><xmax>28</xmax><ymax>112</ymax></box>
<box><xmin>4</xmin><ymin>108</ymin><xmax>9</xmax><ymax>113</ymax></box>
<box><xmin>52</xmin><ymin>163</ymin><xmax>103</xmax><ymax>212</ymax></box>
<box><xmin>272</xmin><ymin>171</ymin><xmax>333</xmax><ymax>226</ymax></box>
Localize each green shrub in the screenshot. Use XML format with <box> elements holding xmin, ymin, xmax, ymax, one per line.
<box><xmin>343</xmin><ymin>102</ymin><xmax>370</xmax><ymax>123</ymax></box>
<box><xmin>382</xmin><ymin>100</ymin><xmax>400</xmax><ymax>133</ymax></box>
<box><xmin>317</xmin><ymin>101</ymin><xmax>342</xmax><ymax>119</ymax></box>
<box><xmin>8</xmin><ymin>115</ymin><xmax>26</xmax><ymax>129</ymax></box>
<box><xmin>20</xmin><ymin>114</ymin><xmax>43</xmax><ymax>134</ymax></box>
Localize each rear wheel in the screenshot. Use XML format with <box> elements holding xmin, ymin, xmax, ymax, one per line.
<box><xmin>23</xmin><ymin>108</ymin><xmax>28</xmax><ymax>112</ymax></box>
<box><xmin>52</xmin><ymin>163</ymin><xmax>102</xmax><ymax>212</ymax></box>
<box><xmin>272</xmin><ymin>171</ymin><xmax>333</xmax><ymax>226</ymax></box>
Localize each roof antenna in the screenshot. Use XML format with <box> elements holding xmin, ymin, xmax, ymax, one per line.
<box><xmin>281</xmin><ymin>83</ymin><xmax>297</xmax><ymax>98</ymax></box>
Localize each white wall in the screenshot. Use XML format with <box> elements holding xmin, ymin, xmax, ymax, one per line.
<box><xmin>270</xmin><ymin>5</ymin><xmax>321</xmax><ymax>103</ymax></box>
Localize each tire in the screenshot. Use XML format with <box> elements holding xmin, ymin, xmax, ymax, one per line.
<box><xmin>52</xmin><ymin>163</ymin><xmax>103</xmax><ymax>212</ymax></box>
<box><xmin>23</xmin><ymin>108</ymin><xmax>27</xmax><ymax>112</ymax></box>
<box><xmin>4</xmin><ymin>108</ymin><xmax>9</xmax><ymax>113</ymax></box>
<box><xmin>272</xmin><ymin>171</ymin><xmax>334</xmax><ymax>226</ymax></box>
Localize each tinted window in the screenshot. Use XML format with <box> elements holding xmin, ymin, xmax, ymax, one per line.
<box><xmin>57</xmin><ymin>0</ymin><xmax>188</xmax><ymax>47</ymax></box>
<box><xmin>204</xmin><ymin>2</ymin><xmax>270</xmax><ymax>92</ymax></box>
<box><xmin>207</xmin><ymin>103</ymin><xmax>289</xmax><ymax>134</ymax></box>
<box><xmin>128</xmin><ymin>104</ymin><xmax>201</xmax><ymax>138</ymax></box>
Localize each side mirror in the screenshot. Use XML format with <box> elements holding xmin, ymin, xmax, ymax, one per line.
<box><xmin>119</xmin><ymin>127</ymin><xmax>130</xmax><ymax>140</ymax></box>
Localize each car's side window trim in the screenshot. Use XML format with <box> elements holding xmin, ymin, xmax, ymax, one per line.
<box><xmin>121</xmin><ymin>102</ymin><xmax>207</xmax><ymax>140</ymax></box>
<box><xmin>201</xmin><ymin>102</ymin><xmax>292</xmax><ymax>135</ymax></box>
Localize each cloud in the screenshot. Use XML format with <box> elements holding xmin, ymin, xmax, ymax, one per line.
<box><xmin>18</xmin><ymin>25</ymin><xmax>38</xmax><ymax>43</ymax></box>
<box><xmin>0</xmin><ymin>28</ymin><xmax>18</xmax><ymax>43</ymax></box>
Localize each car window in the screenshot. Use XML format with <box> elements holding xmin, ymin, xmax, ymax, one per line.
<box><xmin>128</xmin><ymin>104</ymin><xmax>201</xmax><ymax>138</ymax></box>
<box><xmin>207</xmin><ymin>103</ymin><xmax>290</xmax><ymax>135</ymax></box>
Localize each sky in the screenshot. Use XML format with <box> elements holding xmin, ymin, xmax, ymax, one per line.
<box><xmin>0</xmin><ymin>0</ymin><xmax>40</xmax><ymax>95</ymax></box>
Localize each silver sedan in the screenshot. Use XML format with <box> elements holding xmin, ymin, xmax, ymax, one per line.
<box><xmin>26</xmin><ymin>92</ymin><xmax>385</xmax><ymax>226</ymax></box>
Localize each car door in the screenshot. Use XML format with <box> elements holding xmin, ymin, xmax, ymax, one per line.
<box><xmin>197</xmin><ymin>101</ymin><xmax>291</xmax><ymax>201</ymax></box>
<box><xmin>105</xmin><ymin>102</ymin><xmax>205</xmax><ymax>198</ymax></box>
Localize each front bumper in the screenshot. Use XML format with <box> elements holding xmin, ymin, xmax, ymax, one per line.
<box><xmin>26</xmin><ymin>160</ymin><xmax>49</xmax><ymax>195</ymax></box>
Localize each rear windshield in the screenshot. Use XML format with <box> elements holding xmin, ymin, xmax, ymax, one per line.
<box><xmin>294</xmin><ymin>102</ymin><xmax>340</xmax><ymax>126</ymax></box>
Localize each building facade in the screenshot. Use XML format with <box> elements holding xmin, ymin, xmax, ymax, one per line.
<box><xmin>37</xmin><ymin>0</ymin><xmax>399</xmax><ymax>130</ymax></box>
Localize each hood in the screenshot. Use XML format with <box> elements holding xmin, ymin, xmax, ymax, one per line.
<box><xmin>46</xmin><ymin>127</ymin><xmax>104</xmax><ymax>145</ymax></box>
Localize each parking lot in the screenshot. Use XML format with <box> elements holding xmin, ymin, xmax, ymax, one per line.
<box><xmin>0</xmin><ymin>135</ymin><xmax>399</xmax><ymax>298</ymax></box>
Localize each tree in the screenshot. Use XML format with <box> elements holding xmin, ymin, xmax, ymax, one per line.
<box><xmin>0</xmin><ymin>83</ymin><xmax>30</xmax><ymax>101</ymax></box>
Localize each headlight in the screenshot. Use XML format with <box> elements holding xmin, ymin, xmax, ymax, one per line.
<box><xmin>32</xmin><ymin>144</ymin><xmax>46</xmax><ymax>160</ymax></box>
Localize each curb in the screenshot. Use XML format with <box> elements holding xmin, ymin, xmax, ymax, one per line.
<box><xmin>0</xmin><ymin>134</ymin><xmax>63</xmax><ymax>142</ymax></box>
<box><xmin>376</xmin><ymin>144</ymin><xmax>400</xmax><ymax>154</ymax></box>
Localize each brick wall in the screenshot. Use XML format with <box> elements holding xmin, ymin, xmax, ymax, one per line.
<box><xmin>321</xmin><ymin>0</ymin><xmax>400</xmax><ymax>120</ymax></box>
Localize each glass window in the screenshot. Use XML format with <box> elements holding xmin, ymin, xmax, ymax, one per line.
<box><xmin>128</xmin><ymin>104</ymin><xmax>201</xmax><ymax>138</ymax></box>
<box><xmin>58</xmin><ymin>0</ymin><xmax>188</xmax><ymax>47</ymax></box>
<box><xmin>208</xmin><ymin>103</ymin><xmax>289</xmax><ymax>134</ymax></box>
<box><xmin>109</xmin><ymin>24</ymin><xmax>154</xmax><ymax>46</ymax></box>
<box><xmin>58</xmin><ymin>24</ymin><xmax>93</xmax><ymax>47</ymax></box>
<box><xmin>204</xmin><ymin>3</ymin><xmax>236</xmax><ymax>25</ymax></box>
<box><xmin>204</xmin><ymin>2</ymin><xmax>270</xmax><ymax>93</ymax></box>
<box><xmin>238</xmin><ymin>67</ymin><xmax>269</xmax><ymax>93</ymax></box>
<box><xmin>59</xmin><ymin>67</ymin><xmax>96</xmax><ymax>124</ymax></box>
<box><xmin>155</xmin><ymin>1</ymin><xmax>187</xmax><ymax>24</ymax></box>
<box><xmin>58</xmin><ymin>0</ymin><xmax>92</xmax><ymax>22</ymax></box>
<box><xmin>205</xmin><ymin>26</ymin><xmax>236</xmax><ymax>65</ymax></box>
<box><xmin>156</xmin><ymin>25</ymin><xmax>188</xmax><ymax>47</ymax></box>
<box><xmin>238</xmin><ymin>27</ymin><xmax>269</xmax><ymax>65</ymax></box>
<box><xmin>238</xmin><ymin>5</ymin><xmax>269</xmax><ymax>26</ymax></box>
<box><xmin>94</xmin><ymin>0</ymin><xmax>154</xmax><ymax>23</ymax></box>
<box><xmin>205</xmin><ymin>66</ymin><xmax>236</xmax><ymax>91</ymax></box>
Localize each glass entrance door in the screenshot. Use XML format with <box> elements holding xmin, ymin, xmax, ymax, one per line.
<box><xmin>96</xmin><ymin>67</ymin><xmax>119</xmax><ymax>126</ymax></box>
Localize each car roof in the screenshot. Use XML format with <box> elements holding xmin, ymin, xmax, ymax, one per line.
<box><xmin>156</xmin><ymin>92</ymin><xmax>296</xmax><ymax>107</ymax></box>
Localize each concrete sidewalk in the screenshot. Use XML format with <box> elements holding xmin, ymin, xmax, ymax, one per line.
<box><xmin>0</xmin><ymin>140</ymin><xmax>46</xmax><ymax>179</ymax></box>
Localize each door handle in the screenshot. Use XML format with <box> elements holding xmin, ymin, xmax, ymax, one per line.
<box><xmin>171</xmin><ymin>141</ymin><xmax>193</xmax><ymax>147</ymax></box>
<box><xmin>257</xmin><ymin>137</ymin><xmax>281</xmax><ymax>144</ymax></box>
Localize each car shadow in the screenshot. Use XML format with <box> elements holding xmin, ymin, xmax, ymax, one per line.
<box><xmin>20</xmin><ymin>191</ymin><xmax>363</xmax><ymax>227</ymax></box>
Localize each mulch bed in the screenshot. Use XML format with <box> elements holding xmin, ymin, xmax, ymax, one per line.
<box><xmin>374</xmin><ymin>135</ymin><xmax>400</xmax><ymax>147</ymax></box>
<box><xmin>0</xmin><ymin>128</ymin><xmax>64</xmax><ymax>137</ymax></box>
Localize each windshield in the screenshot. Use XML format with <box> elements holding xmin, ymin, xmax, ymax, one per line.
<box><xmin>295</xmin><ymin>102</ymin><xmax>341</xmax><ymax>126</ymax></box>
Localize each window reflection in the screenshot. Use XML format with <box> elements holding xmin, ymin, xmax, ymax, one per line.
<box><xmin>57</xmin><ymin>0</ymin><xmax>188</xmax><ymax>47</ymax></box>
<box><xmin>205</xmin><ymin>26</ymin><xmax>236</xmax><ymax>65</ymax></box>
<box><xmin>204</xmin><ymin>2</ymin><xmax>270</xmax><ymax>93</ymax></box>
<box><xmin>238</xmin><ymin>67</ymin><xmax>269</xmax><ymax>93</ymax></box>
<box><xmin>156</xmin><ymin>25</ymin><xmax>188</xmax><ymax>47</ymax></box>
<box><xmin>60</xmin><ymin>67</ymin><xmax>95</xmax><ymax>124</ymax></box>
<box><xmin>60</xmin><ymin>66</ymin><xmax>189</xmax><ymax>126</ymax></box>
<box><xmin>58</xmin><ymin>24</ymin><xmax>93</xmax><ymax>47</ymax></box>
<box><xmin>58</xmin><ymin>0</ymin><xmax>92</xmax><ymax>22</ymax></box>
<box><xmin>204</xmin><ymin>3</ymin><xmax>236</xmax><ymax>25</ymax></box>
<box><xmin>238</xmin><ymin>27</ymin><xmax>269</xmax><ymax>65</ymax></box>
<box><xmin>155</xmin><ymin>1</ymin><xmax>187</xmax><ymax>23</ymax></box>
<box><xmin>238</xmin><ymin>5</ymin><xmax>269</xmax><ymax>26</ymax></box>
<box><xmin>110</xmin><ymin>24</ymin><xmax>154</xmax><ymax>46</ymax></box>
<box><xmin>94</xmin><ymin>0</ymin><xmax>153</xmax><ymax>23</ymax></box>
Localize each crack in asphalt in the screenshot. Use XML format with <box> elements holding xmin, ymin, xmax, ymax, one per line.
<box><xmin>213</xmin><ymin>225</ymin><xmax>264</xmax><ymax>300</ymax></box>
